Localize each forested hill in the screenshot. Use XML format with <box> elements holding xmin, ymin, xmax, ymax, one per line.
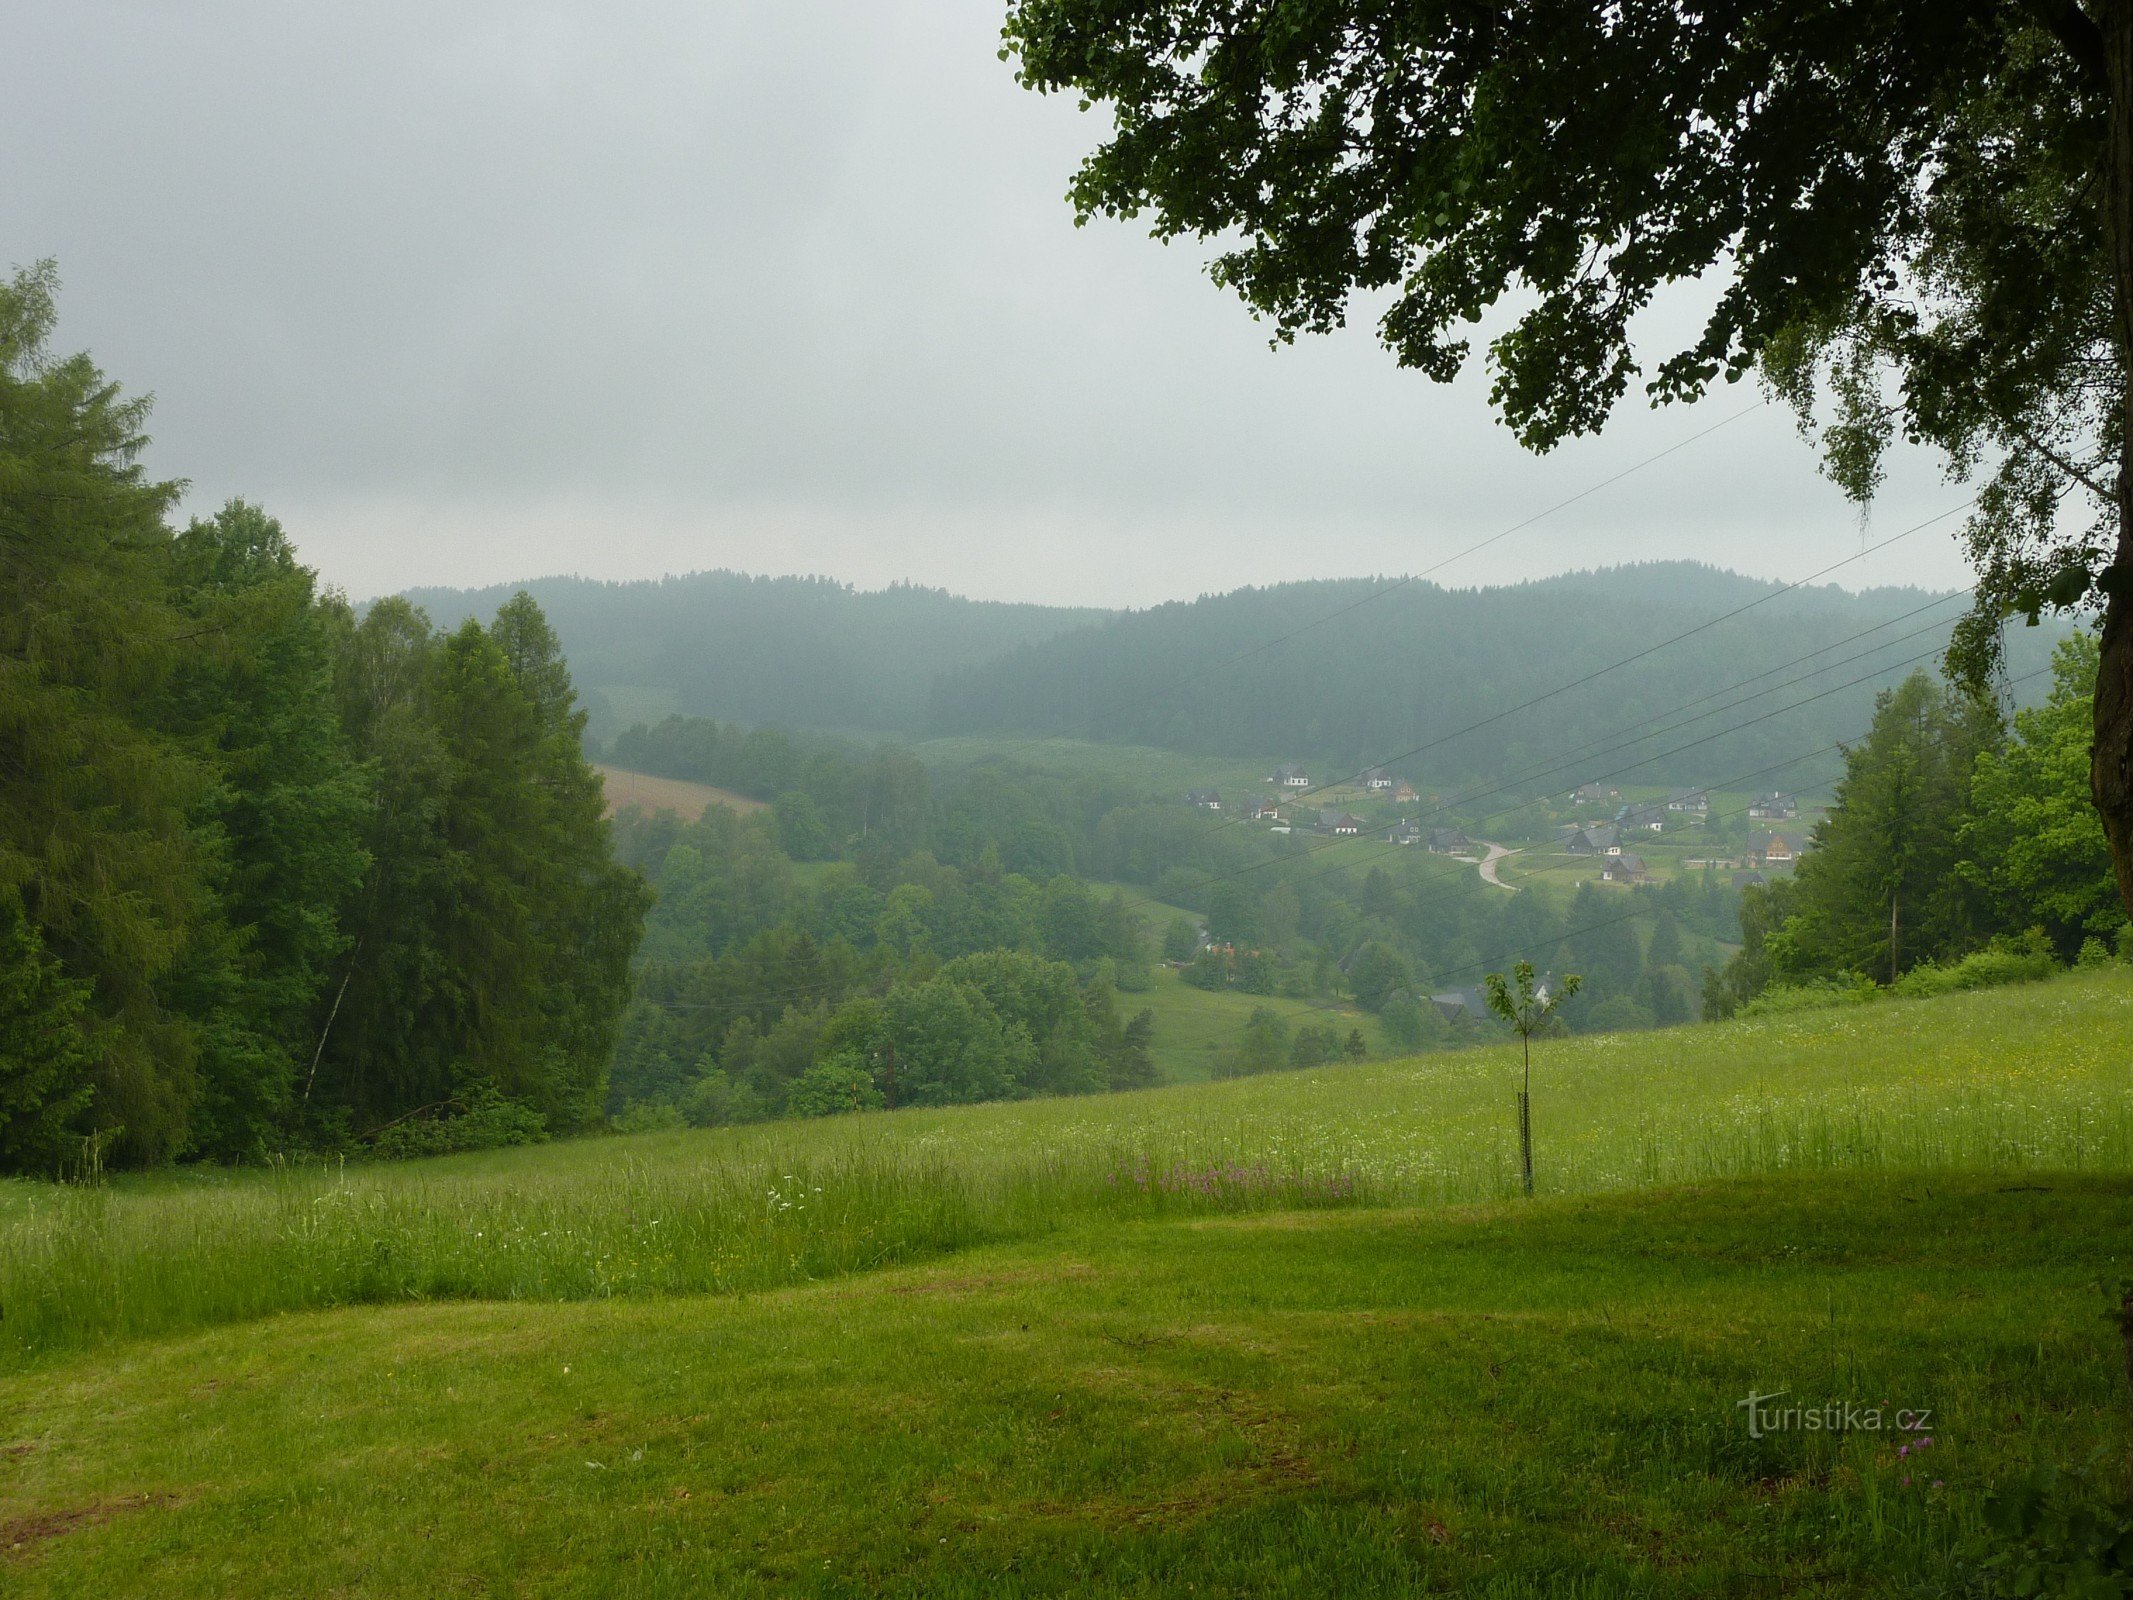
<box><xmin>398</xmin><ymin>571</ymin><xmax>1105</xmax><ymax>738</ymax></box>
<box><xmin>926</xmin><ymin>563</ymin><xmax>2069</xmax><ymax>789</ymax></box>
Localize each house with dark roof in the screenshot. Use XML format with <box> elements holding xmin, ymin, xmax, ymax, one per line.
<box><xmin>1616</xmin><ymin>803</ymin><xmax>1667</xmax><ymax>832</ymax></box>
<box><xmin>1361</xmin><ymin>767</ymin><xmax>1394</xmax><ymax>791</ymax></box>
<box><xmin>1249</xmin><ymin>798</ymin><xmax>1282</xmax><ymax>821</ymax></box>
<box><xmin>1187</xmin><ymin>788</ymin><xmax>1222</xmax><ymax>811</ymax></box>
<box><xmin>1388</xmin><ymin>818</ymin><xmax>1423</xmax><ymax>846</ymax></box>
<box><xmin>1732</xmin><ymin>869</ymin><xmax>1769</xmax><ymax>890</ymax></box>
<box><xmin>1602</xmin><ymin>853</ymin><xmax>1649</xmax><ymax>883</ymax></box>
<box><xmin>1319</xmin><ymin>810</ymin><xmax>1366</xmax><ymax>836</ymax></box>
<box><xmin>1393</xmin><ymin>779</ymin><xmax>1418</xmax><ymax>803</ymax></box>
<box><xmin>1270</xmin><ymin>763</ymin><xmax>1310</xmax><ymax>788</ymax></box>
<box><xmin>1748</xmin><ymin>792</ymin><xmax>1799</xmax><ymax>820</ymax></box>
<box><xmin>1564</xmin><ymin>824</ymin><xmax>1620</xmax><ymax>856</ymax></box>
<box><xmin>1430</xmin><ymin>987</ymin><xmax>1492</xmax><ymax>1023</ymax></box>
<box><xmin>1666</xmin><ymin>788</ymin><xmax>1710</xmax><ymax>814</ymax></box>
<box><xmin>1570</xmin><ymin>781</ymin><xmax>1620</xmax><ymax>806</ymax></box>
<box><xmin>1427</xmin><ymin>827</ymin><xmax>1474</xmax><ymax>854</ymax></box>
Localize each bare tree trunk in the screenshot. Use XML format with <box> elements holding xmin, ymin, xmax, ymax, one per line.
<box><xmin>2094</xmin><ymin>0</ymin><xmax>2133</xmax><ymax>920</ymax></box>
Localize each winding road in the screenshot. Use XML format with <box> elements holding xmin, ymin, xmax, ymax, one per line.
<box><xmin>1473</xmin><ymin>842</ymin><xmax>1519</xmax><ymax>889</ymax></box>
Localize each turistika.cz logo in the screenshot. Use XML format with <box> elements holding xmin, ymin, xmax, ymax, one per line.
<box><xmin>1736</xmin><ymin>1390</ymin><xmax>1933</xmax><ymax>1439</ymax></box>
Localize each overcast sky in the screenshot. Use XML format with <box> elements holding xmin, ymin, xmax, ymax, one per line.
<box><xmin>8</xmin><ymin>0</ymin><xmax>1974</xmax><ymax>608</ymax></box>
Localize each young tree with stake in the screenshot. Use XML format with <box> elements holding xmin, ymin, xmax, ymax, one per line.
<box><xmin>1484</xmin><ymin>962</ymin><xmax>1583</xmax><ymax>1197</ymax></box>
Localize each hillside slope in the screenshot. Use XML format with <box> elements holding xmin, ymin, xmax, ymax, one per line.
<box><xmin>4</xmin><ymin>971</ymin><xmax>2128</xmax><ymax>1594</ymax></box>
<box><xmin>5</xmin><ymin>1185</ymin><xmax>2127</xmax><ymax>1595</ymax></box>
<box><xmin>928</xmin><ymin>563</ymin><xmax>2070</xmax><ymax>788</ymax></box>
<box><xmin>398</xmin><ymin>570</ymin><xmax>1106</xmax><ymax>739</ymax></box>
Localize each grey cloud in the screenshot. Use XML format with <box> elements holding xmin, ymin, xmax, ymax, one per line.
<box><xmin>6</xmin><ymin>0</ymin><xmax>1972</xmax><ymax>605</ymax></box>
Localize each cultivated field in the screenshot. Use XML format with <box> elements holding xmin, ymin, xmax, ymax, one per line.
<box><xmin>593</xmin><ymin>763</ymin><xmax>768</xmax><ymax>820</ymax></box>
<box><xmin>3</xmin><ymin>970</ymin><xmax>2129</xmax><ymax>1594</ymax></box>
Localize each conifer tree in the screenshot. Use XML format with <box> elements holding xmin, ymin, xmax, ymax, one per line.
<box><xmin>1769</xmin><ymin>673</ymin><xmax>2001</xmax><ymax>983</ymax></box>
<box><xmin>0</xmin><ymin>262</ymin><xmax>212</xmax><ymax>1164</ymax></box>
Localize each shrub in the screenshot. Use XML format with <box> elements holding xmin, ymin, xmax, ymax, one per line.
<box><xmin>612</xmin><ymin>1101</ymin><xmax>686</xmax><ymax>1135</ymax></box>
<box><xmin>1738</xmin><ymin>975</ymin><xmax>1880</xmax><ymax>1017</ymax></box>
<box><xmin>1891</xmin><ymin>948</ymin><xmax>2057</xmax><ymax>1000</ymax></box>
<box><xmin>679</xmin><ymin>1069</ymin><xmax>770</xmax><ymax>1128</ymax></box>
<box><xmin>1966</xmin><ymin>1464</ymin><xmax>2133</xmax><ymax>1598</ymax></box>
<box><xmin>787</xmin><ymin>1053</ymin><xmax>886</xmax><ymax>1117</ymax></box>
<box><xmin>1181</xmin><ymin>948</ymin><xmax>1228</xmax><ymax>991</ymax></box>
<box><xmin>367</xmin><ymin>1089</ymin><xmax>549</xmax><ymax>1159</ymax></box>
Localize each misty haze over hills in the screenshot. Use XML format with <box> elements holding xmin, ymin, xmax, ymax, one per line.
<box><xmin>404</xmin><ymin>561</ymin><xmax>2070</xmax><ymax>791</ymax></box>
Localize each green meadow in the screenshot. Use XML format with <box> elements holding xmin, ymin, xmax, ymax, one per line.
<box><xmin>4</xmin><ymin>969</ymin><xmax>2131</xmax><ymax>1594</ymax></box>
<box><xmin>1126</xmin><ymin>965</ymin><xmax>1394</xmax><ymax>1081</ymax></box>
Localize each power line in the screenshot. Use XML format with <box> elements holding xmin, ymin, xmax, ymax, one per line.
<box><xmin>1262</xmin><ymin>498</ymin><xmax>1975</xmax><ymax>815</ymax></box>
<box><xmin>630</xmin><ymin>650</ymin><xmax>2021</xmax><ymax>1019</ymax></box>
<box><xmin>963</xmin><ymin>399</ymin><xmax>1768</xmax><ymax>766</ymax></box>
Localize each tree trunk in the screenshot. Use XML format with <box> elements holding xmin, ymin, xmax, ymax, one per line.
<box><xmin>2094</xmin><ymin>0</ymin><xmax>2133</xmax><ymax>920</ymax></box>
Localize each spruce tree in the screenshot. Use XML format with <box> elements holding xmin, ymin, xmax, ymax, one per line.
<box><xmin>1770</xmin><ymin>673</ymin><xmax>2001</xmax><ymax>983</ymax></box>
<box><xmin>0</xmin><ymin>263</ymin><xmax>212</xmax><ymax>1165</ymax></box>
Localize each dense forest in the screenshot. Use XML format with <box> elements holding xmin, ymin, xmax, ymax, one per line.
<box><xmin>926</xmin><ymin>570</ymin><xmax>2069</xmax><ymax>788</ymax></box>
<box><xmin>403</xmin><ymin>566</ymin><xmax>2066</xmax><ymax>788</ymax></box>
<box><xmin>594</xmin><ymin>708</ymin><xmax>1746</xmax><ymax>1128</ymax></box>
<box><xmin>0</xmin><ymin>266</ymin><xmax>645</xmax><ymax>1173</ymax></box>
<box><xmin>403</xmin><ymin>571</ymin><xmax>1105</xmax><ymax>740</ymax></box>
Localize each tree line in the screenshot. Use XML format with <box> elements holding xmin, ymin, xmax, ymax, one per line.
<box><xmin>1710</xmin><ymin>642</ymin><xmax>2121</xmax><ymax>1014</ymax></box>
<box><xmin>0</xmin><ymin>266</ymin><xmax>645</xmax><ymax>1173</ymax></box>
<box><xmin>924</xmin><ymin>569</ymin><xmax>2069</xmax><ymax>789</ymax></box>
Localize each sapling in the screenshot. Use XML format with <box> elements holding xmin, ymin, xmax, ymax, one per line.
<box><xmin>1484</xmin><ymin>960</ymin><xmax>1582</xmax><ymax>1197</ymax></box>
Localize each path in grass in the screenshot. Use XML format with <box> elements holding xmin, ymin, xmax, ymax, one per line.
<box><xmin>3</xmin><ymin>1172</ymin><xmax>2126</xmax><ymax>1597</ymax></box>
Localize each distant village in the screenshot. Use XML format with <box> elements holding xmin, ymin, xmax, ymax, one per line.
<box><xmin>1167</xmin><ymin>763</ymin><xmax>1820</xmax><ymax>1032</ymax></box>
<box><xmin>1179</xmin><ymin>766</ymin><xmax>1817</xmax><ymax>888</ymax></box>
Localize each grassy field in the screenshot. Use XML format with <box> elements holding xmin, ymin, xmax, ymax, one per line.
<box><xmin>6</xmin><ymin>1174</ymin><xmax>2127</xmax><ymax>1596</ymax></box>
<box><xmin>4</xmin><ymin>970</ymin><xmax>2130</xmax><ymax>1594</ymax></box>
<box><xmin>593</xmin><ymin>763</ymin><xmax>769</xmax><ymax>820</ymax></box>
<box><xmin>1130</xmin><ymin>966</ymin><xmax>1393</xmax><ymax>1082</ymax></box>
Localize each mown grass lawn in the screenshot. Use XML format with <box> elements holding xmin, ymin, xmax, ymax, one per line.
<box><xmin>4</xmin><ymin>1172</ymin><xmax>2127</xmax><ymax>1596</ymax></box>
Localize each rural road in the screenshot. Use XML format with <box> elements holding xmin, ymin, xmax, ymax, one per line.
<box><xmin>1474</xmin><ymin>842</ymin><xmax>1518</xmax><ymax>888</ymax></box>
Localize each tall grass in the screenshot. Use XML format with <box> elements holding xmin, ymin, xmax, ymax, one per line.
<box><xmin>4</xmin><ymin>969</ymin><xmax>2128</xmax><ymax>1367</ymax></box>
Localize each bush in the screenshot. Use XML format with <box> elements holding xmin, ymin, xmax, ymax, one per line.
<box><xmin>1288</xmin><ymin>1024</ymin><xmax>1343</xmax><ymax>1069</ymax></box>
<box><xmin>1160</xmin><ymin>917</ymin><xmax>1198</xmax><ymax>964</ymax></box>
<box><xmin>1181</xmin><ymin>948</ymin><xmax>1228</xmax><ymax>991</ymax></box>
<box><xmin>1966</xmin><ymin>1463</ymin><xmax>2133</xmax><ymax>1598</ymax></box>
<box><xmin>1738</xmin><ymin>975</ymin><xmax>1880</xmax><ymax>1017</ymax></box>
<box><xmin>612</xmin><ymin>1101</ymin><xmax>686</xmax><ymax>1135</ymax></box>
<box><xmin>1890</xmin><ymin>948</ymin><xmax>2057</xmax><ymax>1000</ymax></box>
<box><xmin>367</xmin><ymin>1089</ymin><xmax>549</xmax><ymax>1159</ymax></box>
<box><xmin>787</xmin><ymin>1053</ymin><xmax>886</xmax><ymax>1117</ymax></box>
<box><xmin>679</xmin><ymin>1069</ymin><xmax>769</xmax><ymax>1128</ymax></box>
<box><xmin>1587</xmin><ymin>994</ymin><xmax>1657</xmax><ymax>1032</ymax></box>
